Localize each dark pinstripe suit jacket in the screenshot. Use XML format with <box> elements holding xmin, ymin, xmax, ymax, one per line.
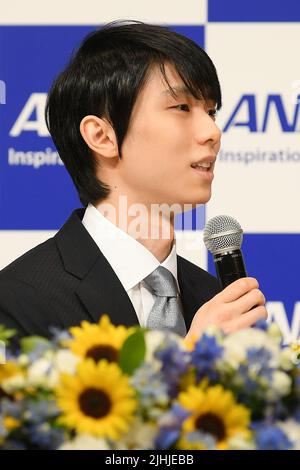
<box><xmin>0</xmin><ymin>209</ymin><xmax>220</xmax><ymax>341</ymax></box>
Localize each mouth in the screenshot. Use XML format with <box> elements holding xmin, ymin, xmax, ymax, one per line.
<box><xmin>190</xmin><ymin>162</ymin><xmax>212</xmax><ymax>172</ymax></box>
<box><xmin>190</xmin><ymin>159</ymin><xmax>215</xmax><ymax>180</ymax></box>
<box><xmin>190</xmin><ymin>156</ymin><xmax>215</xmax><ymax>171</ymax></box>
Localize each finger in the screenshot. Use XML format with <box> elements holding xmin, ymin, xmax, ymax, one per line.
<box><xmin>230</xmin><ymin>288</ymin><xmax>266</xmax><ymax>316</ymax></box>
<box><xmin>223</xmin><ymin>305</ymin><xmax>268</xmax><ymax>333</ymax></box>
<box><xmin>214</xmin><ymin>277</ymin><xmax>259</xmax><ymax>304</ymax></box>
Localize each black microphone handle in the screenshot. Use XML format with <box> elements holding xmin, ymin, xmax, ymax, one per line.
<box><xmin>213</xmin><ymin>249</ymin><xmax>247</xmax><ymax>290</ymax></box>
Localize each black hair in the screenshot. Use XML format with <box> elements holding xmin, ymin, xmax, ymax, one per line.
<box><xmin>45</xmin><ymin>20</ymin><xmax>222</xmax><ymax>207</ymax></box>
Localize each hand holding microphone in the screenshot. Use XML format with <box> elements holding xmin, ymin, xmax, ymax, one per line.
<box><xmin>185</xmin><ymin>215</ymin><xmax>268</xmax><ymax>340</ymax></box>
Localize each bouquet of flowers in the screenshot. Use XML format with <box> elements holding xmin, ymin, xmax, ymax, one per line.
<box><xmin>0</xmin><ymin>316</ymin><xmax>300</xmax><ymax>450</ymax></box>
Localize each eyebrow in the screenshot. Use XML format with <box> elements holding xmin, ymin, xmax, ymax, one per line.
<box><xmin>161</xmin><ymin>85</ymin><xmax>208</xmax><ymax>104</ymax></box>
<box><xmin>161</xmin><ymin>85</ymin><xmax>218</xmax><ymax>109</ymax></box>
<box><xmin>161</xmin><ymin>85</ymin><xmax>194</xmax><ymax>97</ymax></box>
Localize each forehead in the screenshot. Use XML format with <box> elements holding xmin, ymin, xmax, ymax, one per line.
<box><xmin>139</xmin><ymin>63</ymin><xmax>215</xmax><ymax>107</ymax></box>
<box><xmin>144</xmin><ymin>63</ymin><xmax>186</xmax><ymax>96</ymax></box>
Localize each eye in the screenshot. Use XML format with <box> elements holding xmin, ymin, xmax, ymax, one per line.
<box><xmin>208</xmin><ymin>109</ymin><xmax>217</xmax><ymax>120</ymax></box>
<box><xmin>172</xmin><ymin>104</ymin><xmax>190</xmax><ymax>112</ymax></box>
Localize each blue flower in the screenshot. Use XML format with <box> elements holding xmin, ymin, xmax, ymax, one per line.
<box><xmin>24</xmin><ymin>399</ymin><xmax>60</xmax><ymax>424</ymax></box>
<box><xmin>254</xmin><ymin>319</ymin><xmax>269</xmax><ymax>331</ymax></box>
<box><xmin>48</xmin><ymin>326</ymin><xmax>72</xmax><ymax>347</ymax></box>
<box><xmin>1</xmin><ymin>397</ymin><xmax>61</xmax><ymax>437</ymax></box>
<box><xmin>294</xmin><ymin>407</ymin><xmax>300</xmax><ymax>423</ymax></box>
<box><xmin>0</xmin><ymin>396</ymin><xmax>64</xmax><ymax>449</ymax></box>
<box><xmin>255</xmin><ymin>425</ymin><xmax>293</xmax><ymax>450</ymax></box>
<box><xmin>131</xmin><ymin>363</ymin><xmax>169</xmax><ymax>409</ymax></box>
<box><xmin>246</xmin><ymin>347</ymin><xmax>274</xmax><ymax>383</ymax></box>
<box><xmin>237</xmin><ymin>364</ymin><xmax>260</xmax><ymax>392</ymax></box>
<box><xmin>155</xmin><ymin>429</ymin><xmax>179</xmax><ymax>450</ymax></box>
<box><xmin>191</xmin><ymin>334</ymin><xmax>223</xmax><ymax>382</ymax></box>
<box><xmin>3</xmin><ymin>350</ymin><xmax>19</xmax><ymax>362</ymax></box>
<box><xmin>247</xmin><ymin>347</ymin><xmax>272</xmax><ymax>368</ymax></box>
<box><xmin>0</xmin><ymin>399</ymin><xmax>23</xmax><ymax>420</ymax></box>
<box><xmin>155</xmin><ymin>404</ymin><xmax>190</xmax><ymax>449</ymax></box>
<box><xmin>155</xmin><ymin>341</ymin><xmax>189</xmax><ymax>397</ymax></box>
<box><xmin>26</xmin><ymin>422</ymin><xmax>64</xmax><ymax>449</ymax></box>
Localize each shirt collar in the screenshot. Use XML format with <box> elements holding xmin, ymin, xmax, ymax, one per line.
<box><xmin>82</xmin><ymin>203</ymin><xmax>179</xmax><ymax>291</ymax></box>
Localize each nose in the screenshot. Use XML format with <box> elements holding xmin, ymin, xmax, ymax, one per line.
<box><xmin>196</xmin><ymin>111</ymin><xmax>222</xmax><ymax>148</ymax></box>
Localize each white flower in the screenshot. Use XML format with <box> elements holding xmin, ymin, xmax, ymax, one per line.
<box><xmin>279</xmin><ymin>347</ymin><xmax>295</xmax><ymax>370</ymax></box>
<box><xmin>17</xmin><ymin>354</ymin><xmax>30</xmax><ymax>367</ymax></box>
<box><xmin>227</xmin><ymin>434</ymin><xmax>256</xmax><ymax>450</ymax></box>
<box><xmin>278</xmin><ymin>420</ymin><xmax>300</xmax><ymax>450</ymax></box>
<box><xmin>289</xmin><ymin>340</ymin><xmax>300</xmax><ymax>366</ymax></box>
<box><xmin>144</xmin><ymin>330</ymin><xmax>185</xmax><ymax>369</ymax></box>
<box><xmin>1</xmin><ymin>373</ymin><xmax>26</xmax><ymax>392</ymax></box>
<box><xmin>202</xmin><ymin>325</ymin><xmax>223</xmax><ymax>340</ymax></box>
<box><xmin>27</xmin><ymin>350</ymin><xmax>79</xmax><ymax>388</ymax></box>
<box><xmin>267</xmin><ymin>322</ymin><xmax>282</xmax><ymax>344</ymax></box>
<box><xmin>27</xmin><ymin>357</ymin><xmax>53</xmax><ymax>388</ymax></box>
<box><xmin>47</xmin><ymin>350</ymin><xmax>80</xmax><ymax>388</ymax></box>
<box><xmin>59</xmin><ymin>434</ymin><xmax>110</xmax><ymax>450</ymax></box>
<box><xmin>144</xmin><ymin>330</ymin><xmax>166</xmax><ymax>363</ymax></box>
<box><xmin>52</xmin><ymin>349</ymin><xmax>79</xmax><ymax>374</ymax></box>
<box><xmin>272</xmin><ymin>370</ymin><xmax>292</xmax><ymax>395</ymax></box>
<box><xmin>266</xmin><ymin>371</ymin><xmax>292</xmax><ymax>400</ymax></box>
<box><xmin>223</xmin><ymin>328</ymin><xmax>280</xmax><ymax>368</ymax></box>
<box><xmin>113</xmin><ymin>418</ymin><xmax>157</xmax><ymax>450</ymax></box>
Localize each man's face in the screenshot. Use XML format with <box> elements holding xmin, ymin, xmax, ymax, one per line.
<box><xmin>118</xmin><ymin>63</ymin><xmax>221</xmax><ymax>210</ymax></box>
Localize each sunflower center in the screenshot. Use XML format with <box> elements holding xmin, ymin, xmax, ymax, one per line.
<box><xmin>79</xmin><ymin>388</ymin><xmax>112</xmax><ymax>418</ymax></box>
<box><xmin>195</xmin><ymin>412</ymin><xmax>226</xmax><ymax>441</ymax></box>
<box><xmin>86</xmin><ymin>345</ymin><xmax>119</xmax><ymax>363</ymax></box>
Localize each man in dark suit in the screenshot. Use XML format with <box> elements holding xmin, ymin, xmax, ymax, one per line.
<box><xmin>0</xmin><ymin>208</ymin><xmax>220</xmax><ymax>340</ymax></box>
<box><xmin>0</xmin><ymin>22</ymin><xmax>267</xmax><ymax>341</ymax></box>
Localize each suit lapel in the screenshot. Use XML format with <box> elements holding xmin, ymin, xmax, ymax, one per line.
<box><xmin>75</xmin><ymin>253</ymin><xmax>139</xmax><ymax>327</ymax></box>
<box><xmin>177</xmin><ymin>255</ymin><xmax>220</xmax><ymax>330</ymax></box>
<box><xmin>177</xmin><ymin>255</ymin><xmax>202</xmax><ymax>330</ymax></box>
<box><xmin>55</xmin><ymin>209</ymin><xmax>139</xmax><ymax>327</ymax></box>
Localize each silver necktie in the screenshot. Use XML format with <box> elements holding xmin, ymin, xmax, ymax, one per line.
<box><xmin>143</xmin><ymin>266</ymin><xmax>187</xmax><ymax>336</ymax></box>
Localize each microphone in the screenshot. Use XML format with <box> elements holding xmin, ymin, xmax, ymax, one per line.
<box><xmin>203</xmin><ymin>215</ymin><xmax>247</xmax><ymax>290</ymax></box>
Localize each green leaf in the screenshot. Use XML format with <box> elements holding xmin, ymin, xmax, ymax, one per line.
<box><xmin>0</xmin><ymin>324</ymin><xmax>17</xmax><ymax>344</ymax></box>
<box><xmin>119</xmin><ymin>329</ymin><xmax>146</xmax><ymax>375</ymax></box>
<box><xmin>20</xmin><ymin>336</ymin><xmax>51</xmax><ymax>354</ymax></box>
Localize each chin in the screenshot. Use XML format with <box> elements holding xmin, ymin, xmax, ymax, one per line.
<box><xmin>164</xmin><ymin>190</ymin><xmax>212</xmax><ymax>212</ymax></box>
<box><xmin>182</xmin><ymin>192</ymin><xmax>212</xmax><ymax>208</ymax></box>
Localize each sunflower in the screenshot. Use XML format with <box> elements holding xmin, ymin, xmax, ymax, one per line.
<box><xmin>0</xmin><ymin>361</ymin><xmax>24</xmax><ymax>398</ymax></box>
<box><xmin>178</xmin><ymin>384</ymin><xmax>251</xmax><ymax>450</ymax></box>
<box><xmin>0</xmin><ymin>361</ymin><xmax>21</xmax><ymax>383</ymax></box>
<box><xmin>56</xmin><ymin>359</ymin><xmax>137</xmax><ymax>440</ymax></box>
<box><xmin>3</xmin><ymin>416</ymin><xmax>21</xmax><ymax>431</ymax></box>
<box><xmin>67</xmin><ymin>315</ymin><xmax>134</xmax><ymax>363</ymax></box>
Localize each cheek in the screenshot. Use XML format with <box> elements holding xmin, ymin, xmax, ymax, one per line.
<box><xmin>123</xmin><ymin>119</ymin><xmax>183</xmax><ymax>174</ymax></box>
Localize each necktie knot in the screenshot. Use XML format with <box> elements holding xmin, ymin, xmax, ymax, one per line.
<box><xmin>143</xmin><ymin>266</ymin><xmax>178</xmax><ymax>298</ymax></box>
<box><xmin>143</xmin><ymin>266</ymin><xmax>187</xmax><ymax>337</ymax></box>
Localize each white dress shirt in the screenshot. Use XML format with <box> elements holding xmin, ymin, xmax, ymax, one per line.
<box><xmin>82</xmin><ymin>203</ymin><xmax>180</xmax><ymax>327</ymax></box>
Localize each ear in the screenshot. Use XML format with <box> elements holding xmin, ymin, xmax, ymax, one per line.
<box><xmin>79</xmin><ymin>115</ymin><xmax>119</xmax><ymax>158</ymax></box>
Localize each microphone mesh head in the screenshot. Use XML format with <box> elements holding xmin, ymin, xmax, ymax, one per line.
<box><xmin>203</xmin><ymin>215</ymin><xmax>243</xmax><ymax>254</ymax></box>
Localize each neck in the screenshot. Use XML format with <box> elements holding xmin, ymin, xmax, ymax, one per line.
<box><xmin>94</xmin><ymin>195</ymin><xmax>175</xmax><ymax>263</ymax></box>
